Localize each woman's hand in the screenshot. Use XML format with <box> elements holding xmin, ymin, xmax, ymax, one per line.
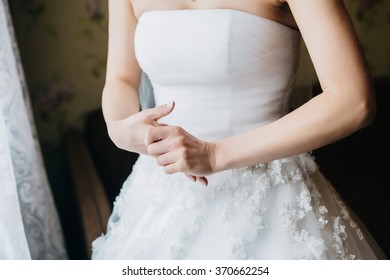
<box><xmin>106</xmin><ymin>102</ymin><xmax>175</xmax><ymax>154</ymax></box>
<box><xmin>145</xmin><ymin>117</ymin><xmax>217</xmax><ymax>186</ymax></box>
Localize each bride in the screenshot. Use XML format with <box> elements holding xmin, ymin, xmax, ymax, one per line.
<box><xmin>91</xmin><ymin>0</ymin><xmax>386</xmax><ymax>259</ymax></box>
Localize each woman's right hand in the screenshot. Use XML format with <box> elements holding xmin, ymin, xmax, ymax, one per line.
<box><xmin>106</xmin><ymin>101</ymin><xmax>175</xmax><ymax>154</ymax></box>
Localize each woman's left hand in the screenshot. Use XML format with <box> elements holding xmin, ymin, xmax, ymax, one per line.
<box><xmin>145</xmin><ymin>125</ymin><xmax>217</xmax><ymax>186</ymax></box>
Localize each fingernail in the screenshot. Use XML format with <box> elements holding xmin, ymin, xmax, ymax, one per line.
<box><xmin>165</xmin><ymin>101</ymin><xmax>174</xmax><ymax>109</ymax></box>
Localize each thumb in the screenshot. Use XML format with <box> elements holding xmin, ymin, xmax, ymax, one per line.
<box><xmin>148</xmin><ymin>101</ymin><xmax>175</xmax><ymax>121</ymax></box>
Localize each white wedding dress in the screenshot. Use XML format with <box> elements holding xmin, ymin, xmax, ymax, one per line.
<box><xmin>92</xmin><ymin>9</ymin><xmax>385</xmax><ymax>260</ymax></box>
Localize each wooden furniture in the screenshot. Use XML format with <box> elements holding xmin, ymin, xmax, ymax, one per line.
<box><xmin>65</xmin><ymin>108</ymin><xmax>138</xmax><ymax>259</ymax></box>
<box><xmin>65</xmin><ymin>130</ymin><xmax>111</xmax><ymax>259</ymax></box>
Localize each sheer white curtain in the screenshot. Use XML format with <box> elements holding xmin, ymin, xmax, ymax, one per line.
<box><xmin>0</xmin><ymin>0</ymin><xmax>67</xmax><ymax>259</ymax></box>
<box><xmin>0</xmin><ymin>99</ymin><xmax>30</xmax><ymax>259</ymax></box>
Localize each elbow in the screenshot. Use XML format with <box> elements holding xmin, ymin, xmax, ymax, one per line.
<box><xmin>355</xmin><ymin>89</ymin><xmax>376</xmax><ymax>130</ymax></box>
<box><xmin>363</xmin><ymin>99</ymin><xmax>376</xmax><ymax>127</ymax></box>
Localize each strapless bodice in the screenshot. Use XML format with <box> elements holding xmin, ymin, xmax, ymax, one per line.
<box><xmin>93</xmin><ymin>10</ymin><xmax>384</xmax><ymax>261</ymax></box>
<box><xmin>134</xmin><ymin>9</ymin><xmax>300</xmax><ymax>140</ymax></box>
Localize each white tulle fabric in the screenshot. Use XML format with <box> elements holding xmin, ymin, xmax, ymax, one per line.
<box><xmin>92</xmin><ymin>9</ymin><xmax>384</xmax><ymax>260</ymax></box>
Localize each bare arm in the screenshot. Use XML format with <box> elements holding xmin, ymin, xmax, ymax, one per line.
<box><xmin>103</xmin><ymin>0</ymin><xmax>140</xmax><ymax>121</ymax></box>
<box><xmin>103</xmin><ymin>0</ymin><xmax>174</xmax><ymax>154</ymax></box>
<box><xmin>146</xmin><ymin>0</ymin><xmax>376</xmax><ymax>178</ymax></box>
<box><xmin>213</xmin><ymin>0</ymin><xmax>376</xmax><ymax>171</ymax></box>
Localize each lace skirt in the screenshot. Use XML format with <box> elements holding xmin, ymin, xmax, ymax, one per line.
<box><xmin>91</xmin><ymin>153</ymin><xmax>385</xmax><ymax>260</ymax></box>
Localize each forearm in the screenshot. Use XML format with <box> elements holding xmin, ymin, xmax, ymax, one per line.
<box><xmin>211</xmin><ymin>0</ymin><xmax>375</xmax><ymax>172</ymax></box>
<box><xmin>101</xmin><ymin>79</ymin><xmax>140</xmax><ymax>122</ymax></box>
<box><xmin>101</xmin><ymin>79</ymin><xmax>145</xmax><ymax>153</ymax></box>
<box><xmin>214</xmin><ymin>89</ymin><xmax>375</xmax><ymax>172</ymax></box>
<box><xmin>101</xmin><ymin>79</ymin><xmax>177</xmax><ymax>155</ymax></box>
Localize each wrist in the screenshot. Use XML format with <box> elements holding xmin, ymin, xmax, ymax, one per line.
<box><xmin>106</xmin><ymin>119</ymin><xmax>126</xmax><ymax>148</ymax></box>
<box><xmin>106</xmin><ymin>118</ymin><xmax>143</xmax><ymax>153</ymax></box>
<box><xmin>210</xmin><ymin>140</ymin><xmax>227</xmax><ymax>173</ymax></box>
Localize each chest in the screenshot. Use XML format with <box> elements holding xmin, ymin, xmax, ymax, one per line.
<box><xmin>131</xmin><ymin>0</ymin><xmax>280</xmax><ymax>19</ymax></box>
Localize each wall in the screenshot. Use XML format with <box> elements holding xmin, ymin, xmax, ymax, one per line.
<box><xmin>296</xmin><ymin>0</ymin><xmax>390</xmax><ymax>86</ymax></box>
<box><xmin>9</xmin><ymin>0</ymin><xmax>108</xmax><ymax>151</ymax></box>
<box><xmin>9</xmin><ymin>0</ymin><xmax>109</xmax><ymax>258</ymax></box>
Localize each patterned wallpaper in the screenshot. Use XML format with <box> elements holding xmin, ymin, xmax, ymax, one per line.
<box><xmin>9</xmin><ymin>0</ymin><xmax>107</xmax><ymax>153</ymax></box>
<box><xmin>296</xmin><ymin>0</ymin><xmax>390</xmax><ymax>86</ymax></box>
<box><xmin>8</xmin><ymin>2</ymin><xmax>109</xmax><ymax>258</ymax></box>
<box><xmin>352</xmin><ymin>0</ymin><xmax>390</xmax><ymax>70</ymax></box>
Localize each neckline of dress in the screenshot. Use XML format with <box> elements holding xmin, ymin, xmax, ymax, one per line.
<box><xmin>137</xmin><ymin>8</ymin><xmax>300</xmax><ymax>33</ymax></box>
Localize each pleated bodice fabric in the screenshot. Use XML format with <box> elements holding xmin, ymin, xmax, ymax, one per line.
<box><xmin>134</xmin><ymin>9</ymin><xmax>300</xmax><ymax>140</ymax></box>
